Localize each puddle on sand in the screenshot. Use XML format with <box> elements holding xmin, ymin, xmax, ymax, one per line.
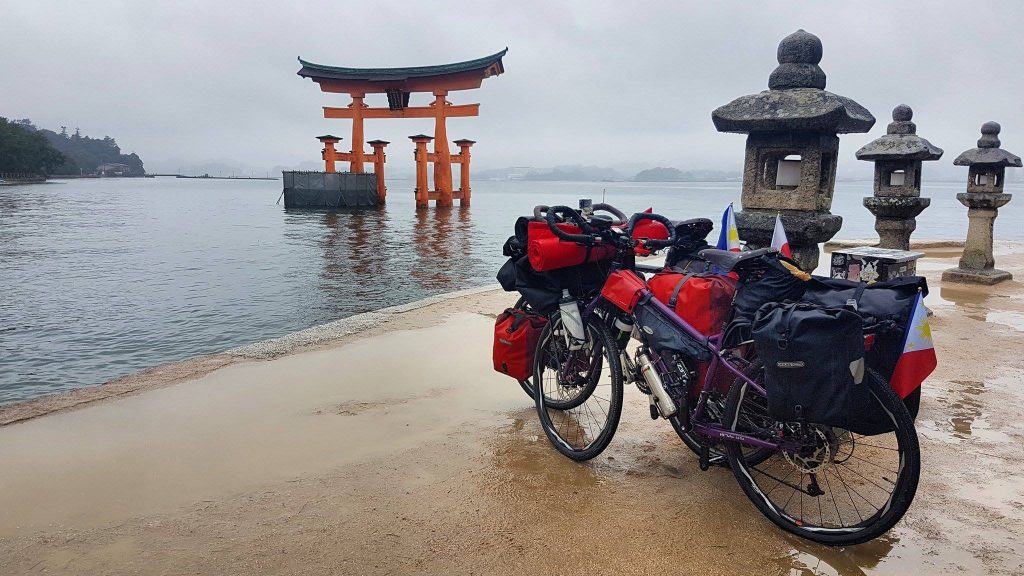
<box><xmin>980</xmin><ymin>310</ymin><xmax>1024</xmax><ymax>331</ymax></box>
<box><xmin>917</xmin><ymin>379</ymin><xmax>1016</xmax><ymax>444</ymax></box>
<box><xmin>773</xmin><ymin>533</ymin><xmax>899</xmax><ymax>575</ymax></box>
<box><xmin>773</xmin><ymin>522</ymin><xmax>993</xmax><ymax>575</ymax></box>
<box><xmin>933</xmin><ymin>285</ymin><xmax>992</xmax><ymax>308</ymax></box>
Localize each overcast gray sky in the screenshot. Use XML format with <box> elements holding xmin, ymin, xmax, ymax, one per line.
<box><xmin>3</xmin><ymin>0</ymin><xmax>1022</xmax><ymax>176</ymax></box>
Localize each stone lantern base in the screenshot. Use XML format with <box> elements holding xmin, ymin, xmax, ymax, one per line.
<box><xmin>942</xmin><ymin>192</ymin><xmax>1012</xmax><ymax>285</ymax></box>
<box><xmin>941</xmin><ymin>267</ymin><xmax>1012</xmax><ymax>285</ymax></box>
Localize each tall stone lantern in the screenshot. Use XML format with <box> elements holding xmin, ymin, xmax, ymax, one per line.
<box><xmin>712</xmin><ymin>29</ymin><xmax>875</xmax><ymax>270</ymax></box>
<box><xmin>855</xmin><ymin>105</ymin><xmax>943</xmax><ymax>250</ymax></box>
<box><xmin>942</xmin><ymin>122</ymin><xmax>1021</xmax><ymax>284</ymax></box>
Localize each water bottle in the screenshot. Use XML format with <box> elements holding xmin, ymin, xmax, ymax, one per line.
<box><xmin>558</xmin><ymin>289</ymin><xmax>586</xmax><ymax>350</ymax></box>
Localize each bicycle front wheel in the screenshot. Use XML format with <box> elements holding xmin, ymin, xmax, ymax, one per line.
<box><xmin>535</xmin><ymin>319</ymin><xmax>623</xmax><ymax>461</ymax></box>
<box><xmin>722</xmin><ymin>368</ymin><xmax>920</xmax><ymax>546</ymax></box>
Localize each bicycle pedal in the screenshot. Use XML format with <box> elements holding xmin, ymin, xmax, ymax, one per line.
<box><xmin>648</xmin><ymin>396</ymin><xmax>659</xmax><ymax>420</ymax></box>
<box><xmin>698</xmin><ymin>444</ymin><xmax>711</xmax><ymax>471</ymax></box>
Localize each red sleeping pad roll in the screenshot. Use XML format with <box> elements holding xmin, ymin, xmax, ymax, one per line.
<box><xmin>526</xmin><ymin>220</ymin><xmax>615</xmax><ymax>272</ymax></box>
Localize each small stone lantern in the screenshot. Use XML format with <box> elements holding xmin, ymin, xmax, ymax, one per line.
<box><xmin>942</xmin><ymin>122</ymin><xmax>1022</xmax><ymax>284</ymax></box>
<box><xmin>712</xmin><ymin>29</ymin><xmax>875</xmax><ymax>271</ymax></box>
<box><xmin>856</xmin><ymin>105</ymin><xmax>943</xmax><ymax>250</ymax></box>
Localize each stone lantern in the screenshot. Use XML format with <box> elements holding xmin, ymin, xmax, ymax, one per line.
<box><xmin>712</xmin><ymin>29</ymin><xmax>875</xmax><ymax>270</ymax></box>
<box><xmin>942</xmin><ymin>122</ymin><xmax>1022</xmax><ymax>284</ymax></box>
<box><xmin>855</xmin><ymin>105</ymin><xmax>943</xmax><ymax>250</ymax></box>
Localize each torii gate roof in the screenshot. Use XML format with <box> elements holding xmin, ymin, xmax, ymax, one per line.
<box><xmin>297</xmin><ymin>49</ymin><xmax>506</xmax><ymax>93</ymax></box>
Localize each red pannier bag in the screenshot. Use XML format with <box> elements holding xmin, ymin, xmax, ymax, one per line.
<box><xmin>648</xmin><ymin>270</ymin><xmax>738</xmax><ymax>396</ymax></box>
<box><xmin>526</xmin><ymin>220</ymin><xmax>616</xmax><ymax>272</ymax></box>
<box><xmin>647</xmin><ymin>270</ymin><xmax>737</xmax><ymax>336</ymax></box>
<box><xmin>493</xmin><ymin>308</ymin><xmax>548</xmax><ymax>380</ymax></box>
<box><xmin>600</xmin><ymin>270</ymin><xmax>648</xmax><ymax>313</ymax></box>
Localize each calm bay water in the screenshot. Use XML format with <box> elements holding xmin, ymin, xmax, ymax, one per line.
<box><xmin>1</xmin><ymin>176</ymin><xmax>1021</xmax><ymax>404</ymax></box>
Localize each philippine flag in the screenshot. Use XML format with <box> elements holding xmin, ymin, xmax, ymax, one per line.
<box><xmin>889</xmin><ymin>292</ymin><xmax>937</xmax><ymax>398</ymax></box>
<box><xmin>771</xmin><ymin>214</ymin><xmax>793</xmax><ymax>258</ymax></box>
<box><xmin>716</xmin><ymin>204</ymin><xmax>741</xmax><ymax>252</ymax></box>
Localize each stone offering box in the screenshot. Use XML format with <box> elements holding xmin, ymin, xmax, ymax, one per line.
<box><xmin>830</xmin><ymin>247</ymin><xmax>924</xmax><ymax>283</ymax></box>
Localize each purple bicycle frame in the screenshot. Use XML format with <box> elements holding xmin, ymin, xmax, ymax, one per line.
<box><xmin>583</xmin><ymin>286</ymin><xmax>784</xmax><ymax>452</ymax></box>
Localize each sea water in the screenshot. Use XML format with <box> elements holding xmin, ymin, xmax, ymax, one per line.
<box><xmin>1</xmin><ymin>176</ymin><xmax>1020</xmax><ymax>404</ymax></box>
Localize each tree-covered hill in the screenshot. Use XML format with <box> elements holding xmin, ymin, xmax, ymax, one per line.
<box><xmin>0</xmin><ymin>118</ymin><xmax>145</xmax><ymax>176</ymax></box>
<box><xmin>0</xmin><ymin>118</ymin><xmax>65</xmax><ymax>175</ymax></box>
<box><xmin>41</xmin><ymin>125</ymin><xmax>145</xmax><ymax>176</ymax></box>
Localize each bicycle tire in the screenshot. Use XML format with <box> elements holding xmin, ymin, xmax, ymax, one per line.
<box><xmin>535</xmin><ymin>320</ymin><xmax>623</xmax><ymax>461</ymax></box>
<box><xmin>723</xmin><ymin>367</ymin><xmax>920</xmax><ymax>546</ymax></box>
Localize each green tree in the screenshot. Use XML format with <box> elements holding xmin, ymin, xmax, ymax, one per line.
<box><xmin>0</xmin><ymin>117</ymin><xmax>65</xmax><ymax>175</ymax></box>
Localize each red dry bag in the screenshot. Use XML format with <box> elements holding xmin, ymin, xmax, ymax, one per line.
<box><xmin>647</xmin><ymin>270</ymin><xmax>737</xmax><ymax>336</ymax></box>
<box><xmin>493</xmin><ymin>308</ymin><xmax>548</xmax><ymax>381</ymax></box>
<box><xmin>526</xmin><ymin>220</ymin><xmax>615</xmax><ymax>272</ymax></box>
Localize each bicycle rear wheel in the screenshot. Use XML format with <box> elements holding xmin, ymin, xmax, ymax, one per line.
<box><xmin>535</xmin><ymin>319</ymin><xmax>623</xmax><ymax>461</ymax></box>
<box><xmin>722</xmin><ymin>368</ymin><xmax>920</xmax><ymax>546</ymax></box>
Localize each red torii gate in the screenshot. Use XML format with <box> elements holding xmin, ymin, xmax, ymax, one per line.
<box><xmin>297</xmin><ymin>49</ymin><xmax>506</xmax><ymax>208</ymax></box>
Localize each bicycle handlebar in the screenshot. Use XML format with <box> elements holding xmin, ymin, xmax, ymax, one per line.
<box><xmin>627</xmin><ymin>212</ymin><xmax>677</xmax><ymax>249</ymax></box>
<box><xmin>544</xmin><ymin>205</ymin><xmax>596</xmax><ymax>245</ymax></box>
<box><xmin>592</xmin><ymin>203</ymin><xmax>626</xmax><ymax>226</ymax></box>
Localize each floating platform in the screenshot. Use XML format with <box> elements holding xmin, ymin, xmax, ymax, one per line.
<box><xmin>282</xmin><ymin>171</ymin><xmax>378</xmax><ymax>209</ymax></box>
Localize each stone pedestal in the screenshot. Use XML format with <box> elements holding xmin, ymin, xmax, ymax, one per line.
<box><xmin>942</xmin><ymin>193</ymin><xmax>1012</xmax><ymax>284</ymax></box>
<box><xmin>862</xmin><ymin>196</ymin><xmax>930</xmax><ymax>251</ymax></box>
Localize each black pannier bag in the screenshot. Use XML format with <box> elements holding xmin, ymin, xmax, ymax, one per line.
<box><xmin>634</xmin><ymin>304</ymin><xmax>711</xmax><ymax>362</ymax></box>
<box><xmin>801</xmin><ymin>275</ymin><xmax>927</xmax><ymax>420</ymax></box>
<box><xmin>753</xmin><ymin>302</ymin><xmax>891</xmax><ymax>435</ymax></box>
<box><xmin>497</xmin><ymin>216</ymin><xmax>612</xmax><ymax>314</ymax></box>
<box><xmin>496</xmin><ymin>255</ymin><xmax>610</xmax><ymax>314</ymax></box>
<box><xmin>733</xmin><ymin>255</ymin><xmax>809</xmax><ymax>320</ymax></box>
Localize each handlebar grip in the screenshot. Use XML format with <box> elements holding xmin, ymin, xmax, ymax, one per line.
<box><xmin>628</xmin><ymin>212</ymin><xmax>677</xmax><ymax>249</ymax></box>
<box><xmin>545</xmin><ymin>205</ymin><xmax>595</xmax><ymax>244</ymax></box>
<box><xmin>592</xmin><ymin>203</ymin><xmax>627</xmax><ymax>226</ymax></box>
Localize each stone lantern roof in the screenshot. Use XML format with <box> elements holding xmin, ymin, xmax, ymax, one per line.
<box><xmin>856</xmin><ymin>105</ymin><xmax>943</xmax><ymax>161</ymax></box>
<box><xmin>953</xmin><ymin>122</ymin><xmax>1022</xmax><ymax>167</ymax></box>
<box><xmin>712</xmin><ymin>29</ymin><xmax>875</xmax><ymax>134</ymax></box>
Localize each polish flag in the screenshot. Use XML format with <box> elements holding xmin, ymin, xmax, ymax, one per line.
<box><xmin>771</xmin><ymin>214</ymin><xmax>792</xmax><ymax>258</ymax></box>
<box><xmin>716</xmin><ymin>204</ymin><xmax>741</xmax><ymax>252</ymax></box>
<box><xmin>890</xmin><ymin>292</ymin><xmax>937</xmax><ymax>398</ymax></box>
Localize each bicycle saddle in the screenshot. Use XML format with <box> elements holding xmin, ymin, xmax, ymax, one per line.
<box><xmin>671</xmin><ymin>218</ymin><xmax>714</xmax><ymax>241</ymax></box>
<box><xmin>698</xmin><ymin>247</ymin><xmax>777</xmax><ymax>272</ymax></box>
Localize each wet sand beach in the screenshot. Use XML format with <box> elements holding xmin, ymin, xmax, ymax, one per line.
<box><xmin>2</xmin><ymin>248</ymin><xmax>1024</xmax><ymax>575</ymax></box>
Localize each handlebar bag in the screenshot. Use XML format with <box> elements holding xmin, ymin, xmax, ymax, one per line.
<box><xmin>526</xmin><ymin>220</ymin><xmax>615</xmax><ymax>272</ymax></box>
<box><xmin>753</xmin><ymin>302</ymin><xmax>890</xmax><ymax>435</ymax></box>
<box><xmin>493</xmin><ymin>308</ymin><xmax>548</xmax><ymax>381</ymax></box>
<box><xmin>648</xmin><ymin>270</ymin><xmax>737</xmax><ymax>336</ymax></box>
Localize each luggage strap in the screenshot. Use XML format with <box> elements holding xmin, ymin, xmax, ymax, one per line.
<box><xmin>505</xmin><ymin>308</ymin><xmax>531</xmax><ymax>332</ymax></box>
<box><xmin>846</xmin><ymin>282</ymin><xmax>868</xmax><ymax>312</ymax></box>
<box><xmin>668</xmin><ymin>272</ymin><xmax>698</xmax><ymax>307</ymax></box>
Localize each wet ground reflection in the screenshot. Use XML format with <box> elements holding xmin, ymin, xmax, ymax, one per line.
<box><xmin>775</xmin><ymin>533</ymin><xmax>898</xmax><ymax>575</ymax></box>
